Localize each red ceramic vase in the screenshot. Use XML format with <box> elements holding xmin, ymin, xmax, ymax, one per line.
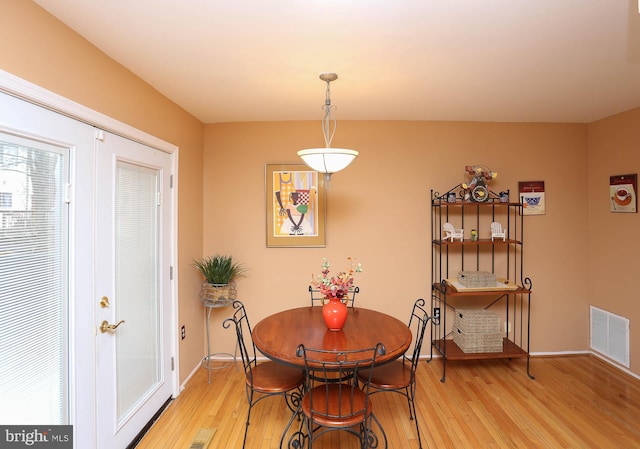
<box><xmin>322</xmin><ymin>297</ymin><xmax>348</xmax><ymax>331</ymax></box>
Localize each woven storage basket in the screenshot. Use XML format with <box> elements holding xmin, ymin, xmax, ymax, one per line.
<box><xmin>458</xmin><ymin>270</ymin><xmax>496</xmax><ymax>288</ymax></box>
<box><xmin>454</xmin><ymin>309</ymin><xmax>500</xmax><ymax>334</ymax></box>
<box><xmin>453</xmin><ymin>327</ymin><xmax>503</xmax><ymax>353</ymax></box>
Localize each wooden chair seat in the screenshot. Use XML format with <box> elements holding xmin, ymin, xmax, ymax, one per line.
<box><xmin>359</xmin><ymin>360</ymin><xmax>412</xmax><ymax>390</ymax></box>
<box><xmin>248</xmin><ymin>362</ymin><xmax>305</xmax><ymax>394</ymax></box>
<box><xmin>301</xmin><ymin>384</ymin><xmax>371</xmax><ymax>428</ymax></box>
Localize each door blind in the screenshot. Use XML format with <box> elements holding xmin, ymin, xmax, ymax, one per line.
<box><xmin>114</xmin><ymin>160</ymin><xmax>161</xmax><ymax>420</ymax></box>
<box><xmin>0</xmin><ymin>135</ymin><xmax>68</xmax><ymax>424</ymax></box>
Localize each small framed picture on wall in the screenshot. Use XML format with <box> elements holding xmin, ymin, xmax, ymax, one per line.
<box><xmin>610</xmin><ymin>174</ymin><xmax>637</xmax><ymax>213</ymax></box>
<box><xmin>265</xmin><ymin>164</ymin><xmax>326</xmax><ymax>247</ymax></box>
<box><xmin>519</xmin><ymin>181</ymin><xmax>546</xmax><ymax>215</ymax></box>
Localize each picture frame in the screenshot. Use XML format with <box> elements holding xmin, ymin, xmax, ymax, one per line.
<box><xmin>519</xmin><ymin>181</ymin><xmax>546</xmax><ymax>215</ymax></box>
<box><xmin>265</xmin><ymin>164</ymin><xmax>326</xmax><ymax>247</ymax></box>
<box><xmin>609</xmin><ymin>174</ymin><xmax>637</xmax><ymax>213</ymax></box>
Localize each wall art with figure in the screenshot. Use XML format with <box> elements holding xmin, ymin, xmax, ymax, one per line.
<box><xmin>265</xmin><ymin>164</ymin><xmax>326</xmax><ymax>247</ymax></box>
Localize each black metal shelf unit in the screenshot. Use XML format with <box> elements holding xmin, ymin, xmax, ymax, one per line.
<box><xmin>428</xmin><ymin>185</ymin><xmax>534</xmax><ymax>382</ymax></box>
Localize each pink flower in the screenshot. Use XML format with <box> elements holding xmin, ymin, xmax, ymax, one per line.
<box><xmin>311</xmin><ymin>258</ymin><xmax>363</xmax><ymax>300</ymax></box>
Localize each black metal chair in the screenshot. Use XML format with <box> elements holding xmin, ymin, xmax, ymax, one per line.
<box><xmin>356</xmin><ymin>298</ymin><xmax>431</xmax><ymax>448</ymax></box>
<box><xmin>222</xmin><ymin>300</ymin><xmax>305</xmax><ymax>449</ymax></box>
<box><xmin>289</xmin><ymin>343</ymin><xmax>387</xmax><ymax>449</ymax></box>
<box><xmin>308</xmin><ymin>285</ymin><xmax>359</xmax><ymax>307</ymax></box>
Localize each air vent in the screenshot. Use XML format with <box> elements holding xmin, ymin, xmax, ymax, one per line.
<box><xmin>590</xmin><ymin>305</ymin><xmax>629</xmax><ymax>368</ymax></box>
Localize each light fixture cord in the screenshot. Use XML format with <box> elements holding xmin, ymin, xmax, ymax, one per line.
<box><xmin>321</xmin><ymin>79</ymin><xmax>337</xmax><ymax>148</ymax></box>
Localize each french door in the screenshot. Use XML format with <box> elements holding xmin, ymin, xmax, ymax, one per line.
<box><xmin>95</xmin><ymin>130</ymin><xmax>174</xmax><ymax>448</ymax></box>
<box><xmin>0</xmin><ymin>92</ymin><xmax>96</xmax><ymax>444</ymax></box>
<box><xmin>0</xmin><ymin>85</ymin><xmax>177</xmax><ymax>448</ymax></box>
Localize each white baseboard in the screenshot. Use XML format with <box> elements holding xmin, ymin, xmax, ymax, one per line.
<box><xmin>179</xmin><ymin>362</ymin><xmax>204</xmax><ymax>394</ymax></box>
<box><xmin>420</xmin><ymin>350</ymin><xmax>640</xmax><ymax>381</ymax></box>
<box><xmin>590</xmin><ymin>351</ymin><xmax>640</xmax><ymax>381</ymax></box>
<box><xmin>530</xmin><ymin>350</ymin><xmax>590</xmax><ymax>356</ymax></box>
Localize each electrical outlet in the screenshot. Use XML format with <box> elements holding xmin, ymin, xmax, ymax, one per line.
<box><xmin>504</xmin><ymin>322</ymin><xmax>512</xmax><ymax>333</ymax></box>
<box><xmin>181</xmin><ymin>325</ymin><xmax>186</xmax><ymax>340</ymax></box>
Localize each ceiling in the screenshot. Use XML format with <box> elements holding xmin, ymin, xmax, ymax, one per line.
<box><xmin>33</xmin><ymin>0</ymin><xmax>640</xmax><ymax>124</ymax></box>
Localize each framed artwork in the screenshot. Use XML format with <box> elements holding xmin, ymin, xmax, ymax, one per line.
<box><xmin>265</xmin><ymin>164</ymin><xmax>326</xmax><ymax>247</ymax></box>
<box><xmin>610</xmin><ymin>174</ymin><xmax>637</xmax><ymax>213</ymax></box>
<box><xmin>519</xmin><ymin>181</ymin><xmax>546</xmax><ymax>215</ymax></box>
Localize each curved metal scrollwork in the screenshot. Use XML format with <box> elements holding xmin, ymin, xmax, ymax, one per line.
<box><xmin>367</xmin><ymin>414</ymin><xmax>387</xmax><ymax>448</ymax></box>
<box><xmin>287</xmin><ymin>430</ymin><xmax>307</xmax><ymax>449</ymax></box>
<box><xmin>438</xmin><ymin>278</ymin><xmax>448</xmax><ymax>294</ymax></box>
<box><xmin>285</xmin><ymin>387</ymin><xmax>303</xmax><ymax>413</ymax></box>
<box><xmin>364</xmin><ymin>426</ymin><xmax>380</xmax><ymax>448</ymax></box>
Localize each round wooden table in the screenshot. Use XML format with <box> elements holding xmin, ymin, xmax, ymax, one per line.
<box><xmin>252</xmin><ymin>306</ymin><xmax>412</xmax><ymax>368</ymax></box>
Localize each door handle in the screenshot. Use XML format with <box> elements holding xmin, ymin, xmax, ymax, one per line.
<box><xmin>100</xmin><ymin>320</ymin><xmax>125</xmax><ymax>333</ymax></box>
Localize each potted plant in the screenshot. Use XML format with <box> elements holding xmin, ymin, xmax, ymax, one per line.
<box><xmin>193</xmin><ymin>254</ymin><xmax>247</xmax><ymax>304</ymax></box>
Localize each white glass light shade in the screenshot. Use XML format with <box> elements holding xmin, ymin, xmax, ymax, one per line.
<box><xmin>297</xmin><ymin>148</ymin><xmax>359</xmax><ymax>174</ymax></box>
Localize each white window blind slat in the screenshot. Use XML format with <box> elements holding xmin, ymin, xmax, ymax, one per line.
<box><xmin>114</xmin><ymin>161</ymin><xmax>161</xmax><ymax>420</ymax></box>
<box><xmin>0</xmin><ymin>137</ymin><xmax>68</xmax><ymax>424</ymax></box>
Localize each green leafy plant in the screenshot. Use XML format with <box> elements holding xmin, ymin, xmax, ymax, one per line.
<box><xmin>193</xmin><ymin>254</ymin><xmax>247</xmax><ymax>285</ymax></box>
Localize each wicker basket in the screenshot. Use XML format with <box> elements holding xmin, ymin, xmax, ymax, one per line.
<box><xmin>458</xmin><ymin>270</ymin><xmax>496</xmax><ymax>288</ymax></box>
<box><xmin>454</xmin><ymin>309</ymin><xmax>500</xmax><ymax>334</ymax></box>
<box><xmin>199</xmin><ymin>282</ymin><xmax>237</xmax><ymax>306</ymax></box>
<box><xmin>453</xmin><ymin>327</ymin><xmax>503</xmax><ymax>353</ymax></box>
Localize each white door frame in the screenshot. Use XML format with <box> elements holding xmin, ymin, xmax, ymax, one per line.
<box><xmin>0</xmin><ymin>69</ymin><xmax>180</xmax><ymax>448</ymax></box>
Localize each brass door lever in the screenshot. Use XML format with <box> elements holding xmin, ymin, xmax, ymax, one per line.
<box><xmin>100</xmin><ymin>320</ymin><xmax>125</xmax><ymax>333</ymax></box>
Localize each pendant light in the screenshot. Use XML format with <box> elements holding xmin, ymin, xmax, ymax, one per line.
<box><xmin>297</xmin><ymin>73</ymin><xmax>358</xmax><ymax>188</ymax></box>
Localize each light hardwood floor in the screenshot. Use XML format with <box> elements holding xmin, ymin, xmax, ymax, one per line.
<box><xmin>135</xmin><ymin>355</ymin><xmax>640</xmax><ymax>448</ymax></box>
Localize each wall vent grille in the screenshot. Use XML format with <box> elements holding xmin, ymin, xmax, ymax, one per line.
<box><xmin>590</xmin><ymin>305</ymin><xmax>629</xmax><ymax>368</ymax></box>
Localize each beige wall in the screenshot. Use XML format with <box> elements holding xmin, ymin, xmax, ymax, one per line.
<box><xmin>587</xmin><ymin>107</ymin><xmax>640</xmax><ymax>374</ymax></box>
<box><xmin>203</xmin><ymin>120</ymin><xmax>601</xmax><ymax>368</ymax></box>
<box><xmin>3</xmin><ymin>0</ymin><xmax>638</xmax><ymax>382</ymax></box>
<box><xmin>0</xmin><ymin>0</ymin><xmax>205</xmax><ymax>384</ymax></box>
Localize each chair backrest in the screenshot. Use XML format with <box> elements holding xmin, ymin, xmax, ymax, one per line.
<box><xmin>443</xmin><ymin>222</ymin><xmax>455</xmax><ymax>233</ymax></box>
<box><xmin>308</xmin><ymin>285</ymin><xmax>359</xmax><ymax>307</ymax></box>
<box><xmin>402</xmin><ymin>298</ymin><xmax>431</xmax><ymax>379</ymax></box>
<box><xmin>491</xmin><ymin>222</ymin><xmax>506</xmax><ymax>241</ymax></box>
<box><xmin>222</xmin><ymin>300</ymin><xmax>257</xmax><ymax>380</ymax></box>
<box><xmin>296</xmin><ymin>343</ymin><xmax>386</xmax><ymax>423</ymax></box>
<box><xmin>443</xmin><ymin>222</ymin><xmax>462</xmax><ymax>239</ymax></box>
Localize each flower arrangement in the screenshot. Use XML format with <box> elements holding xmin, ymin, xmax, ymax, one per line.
<box><xmin>311</xmin><ymin>257</ymin><xmax>363</xmax><ymax>301</ymax></box>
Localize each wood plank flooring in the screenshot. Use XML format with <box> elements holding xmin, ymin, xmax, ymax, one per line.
<box><xmin>135</xmin><ymin>355</ymin><xmax>640</xmax><ymax>448</ymax></box>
